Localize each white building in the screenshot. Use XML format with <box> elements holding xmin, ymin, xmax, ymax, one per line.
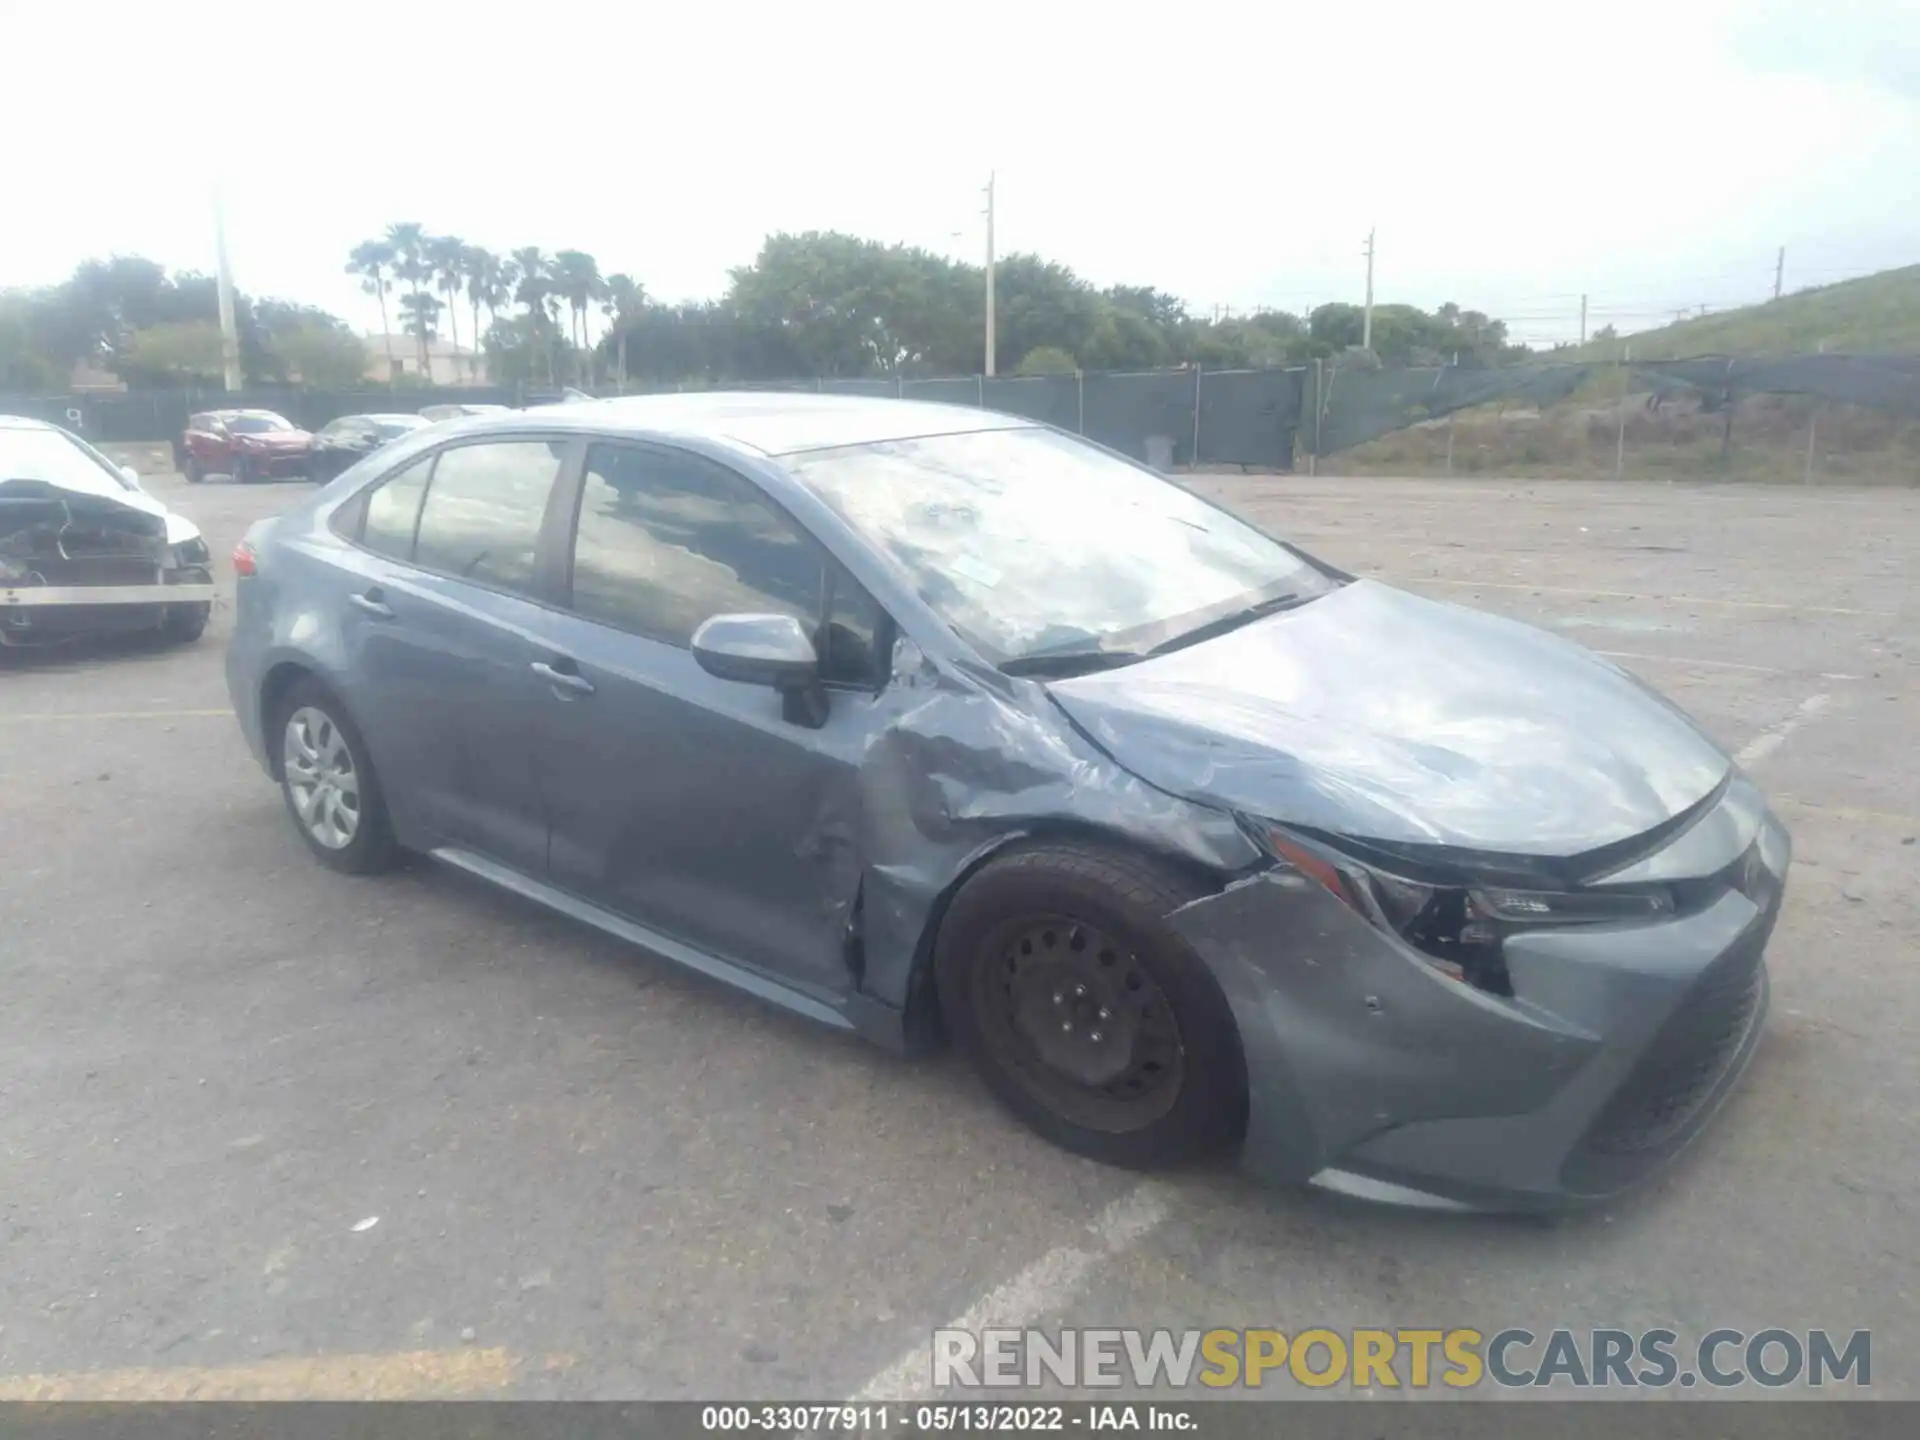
<box><xmin>363</xmin><ymin>333</ymin><xmax>487</xmax><ymax>386</ymax></box>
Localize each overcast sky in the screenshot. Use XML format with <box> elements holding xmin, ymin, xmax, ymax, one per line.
<box><xmin>3</xmin><ymin>0</ymin><xmax>1915</xmax><ymax>346</ymax></box>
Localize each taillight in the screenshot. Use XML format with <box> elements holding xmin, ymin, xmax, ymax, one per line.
<box><xmin>232</xmin><ymin>541</ymin><xmax>258</xmax><ymax>577</ymax></box>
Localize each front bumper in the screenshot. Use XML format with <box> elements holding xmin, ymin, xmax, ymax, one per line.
<box><xmin>236</xmin><ymin>449</ymin><xmax>311</xmax><ymax>477</ymax></box>
<box><xmin>1</xmin><ymin>579</ymin><xmax>217</xmax><ymax>642</ymax></box>
<box><xmin>1169</xmin><ymin>781</ymin><xmax>1789</xmax><ymax>1211</ymax></box>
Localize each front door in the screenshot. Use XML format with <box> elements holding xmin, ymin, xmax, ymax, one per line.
<box><xmin>332</xmin><ymin>437</ymin><xmax>574</xmax><ymax>875</ymax></box>
<box><xmin>528</xmin><ymin>440</ymin><xmax>893</xmax><ymax>995</ymax></box>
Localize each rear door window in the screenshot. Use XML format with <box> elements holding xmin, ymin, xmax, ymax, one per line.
<box><xmin>358</xmin><ymin>455</ymin><xmax>434</xmax><ymax>559</ymax></box>
<box><xmin>411</xmin><ymin>440</ymin><xmax>566</xmax><ymax>597</ymax></box>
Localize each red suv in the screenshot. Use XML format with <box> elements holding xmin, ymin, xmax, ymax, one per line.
<box><xmin>179</xmin><ymin>410</ymin><xmax>314</xmax><ymax>483</ymax></box>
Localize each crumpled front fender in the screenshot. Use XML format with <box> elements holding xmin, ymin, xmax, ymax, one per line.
<box><xmin>1168</xmin><ymin>871</ymin><xmax>1599</xmax><ymax>1185</ymax></box>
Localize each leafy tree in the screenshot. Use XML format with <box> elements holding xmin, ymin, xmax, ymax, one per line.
<box><xmin>1</xmin><ymin>292</ymin><xmax>66</xmax><ymax>389</ymax></box>
<box><xmin>271</xmin><ymin>323</ymin><xmax>368</xmax><ymax>388</ymax></box>
<box><xmin>1016</xmin><ymin>345</ymin><xmax>1078</xmax><ymax>376</ymax></box>
<box><xmin>346</xmin><ymin>239</ymin><xmax>398</xmax><ymax>381</ymax></box>
<box><xmin>119</xmin><ymin>320</ymin><xmax>225</xmax><ymax>386</ymax></box>
<box><xmin>1310</xmin><ymin>302</ymin><xmax>1366</xmax><ymax>351</ymax></box>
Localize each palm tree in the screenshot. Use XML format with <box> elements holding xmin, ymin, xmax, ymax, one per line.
<box><xmin>552</xmin><ymin>250</ymin><xmax>605</xmax><ymax>385</ymax></box>
<box><xmin>463</xmin><ymin>245</ymin><xmax>510</xmax><ymax>382</ymax></box>
<box><xmin>510</xmin><ymin>248</ymin><xmax>557</xmax><ymax>386</ymax></box>
<box><xmin>427</xmin><ymin>235</ymin><xmax>468</xmax><ymax>375</ymax></box>
<box><xmin>398</xmin><ymin>292</ymin><xmax>443</xmax><ymax>367</ymax></box>
<box><xmin>600</xmin><ymin>273</ymin><xmax>645</xmax><ymax>391</ymax></box>
<box><xmin>345</xmin><ymin>238</ymin><xmax>397</xmax><ymax>384</ymax></box>
<box><xmin>386</xmin><ymin>222</ymin><xmax>431</xmax><ymax>374</ymax></box>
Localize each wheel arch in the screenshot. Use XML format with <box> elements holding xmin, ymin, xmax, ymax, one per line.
<box><xmin>896</xmin><ymin>818</ymin><xmax>1240</xmax><ymax>1056</ymax></box>
<box><xmin>257</xmin><ymin>661</ymin><xmax>364</xmax><ymax>781</ymax></box>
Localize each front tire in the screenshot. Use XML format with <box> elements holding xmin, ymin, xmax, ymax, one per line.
<box><xmin>160</xmin><ymin>601</ymin><xmax>210</xmax><ymax>644</ymax></box>
<box><xmin>934</xmin><ymin>842</ymin><xmax>1247</xmax><ymax>1169</ymax></box>
<box><xmin>183</xmin><ymin>457</ymin><xmax>204</xmax><ymax>483</ymax></box>
<box><xmin>232</xmin><ymin>456</ymin><xmax>253</xmax><ymax>485</ymax></box>
<box><xmin>275</xmin><ymin>680</ymin><xmax>397</xmax><ymax>875</ymax></box>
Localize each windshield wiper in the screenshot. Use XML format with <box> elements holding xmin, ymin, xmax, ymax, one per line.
<box><xmin>1145</xmin><ymin>591</ymin><xmax>1303</xmax><ymax>658</ymax></box>
<box><xmin>1000</xmin><ymin>648</ymin><xmax>1148</xmax><ymax>679</ymax></box>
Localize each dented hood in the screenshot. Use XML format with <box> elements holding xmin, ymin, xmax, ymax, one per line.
<box><xmin>1045</xmin><ymin>579</ymin><xmax>1730</xmax><ymax>856</ymax></box>
<box><xmin>0</xmin><ymin>466</ymin><xmax>199</xmax><ymax>547</ymax></box>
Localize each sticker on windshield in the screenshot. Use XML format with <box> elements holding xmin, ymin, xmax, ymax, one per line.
<box><xmin>949</xmin><ymin>554</ymin><xmax>1003</xmax><ymax>588</ymax></box>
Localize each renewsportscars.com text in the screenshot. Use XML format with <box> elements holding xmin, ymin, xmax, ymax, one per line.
<box><xmin>932</xmin><ymin>1326</ymin><xmax>1871</xmax><ymax>1391</ymax></box>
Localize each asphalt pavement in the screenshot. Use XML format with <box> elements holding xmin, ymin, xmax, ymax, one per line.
<box><xmin>1</xmin><ymin>466</ymin><xmax>1913</xmax><ymax>1401</ymax></box>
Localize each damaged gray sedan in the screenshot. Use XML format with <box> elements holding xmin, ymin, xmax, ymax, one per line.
<box><xmin>225</xmin><ymin>395</ymin><xmax>1788</xmax><ymax>1210</ymax></box>
<box><xmin>2</xmin><ymin>416</ymin><xmax>215</xmax><ymax>646</ymax></box>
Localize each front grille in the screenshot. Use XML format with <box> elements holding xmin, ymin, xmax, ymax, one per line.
<box><xmin>1582</xmin><ymin>931</ymin><xmax>1767</xmax><ymax>1156</ymax></box>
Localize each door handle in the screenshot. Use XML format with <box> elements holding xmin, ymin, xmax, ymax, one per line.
<box><xmin>530</xmin><ymin>660</ymin><xmax>595</xmax><ymax>696</ymax></box>
<box><xmin>349</xmin><ymin>589</ymin><xmax>395</xmax><ymax>619</ymax></box>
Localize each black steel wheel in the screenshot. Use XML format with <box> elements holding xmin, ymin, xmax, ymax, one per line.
<box><xmin>935</xmin><ymin>842</ymin><xmax>1246</xmax><ymax>1168</ymax></box>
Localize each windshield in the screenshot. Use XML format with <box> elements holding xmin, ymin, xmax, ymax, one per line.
<box><xmin>229</xmin><ymin>414</ymin><xmax>294</xmax><ymax>434</ymax></box>
<box><xmin>373</xmin><ymin>418</ymin><xmax>428</xmax><ymax>439</ymax></box>
<box><xmin>0</xmin><ymin>425</ymin><xmax>139</xmax><ymax>493</ymax></box>
<box><xmin>790</xmin><ymin>427</ymin><xmax>1335</xmax><ymax>665</ymax></box>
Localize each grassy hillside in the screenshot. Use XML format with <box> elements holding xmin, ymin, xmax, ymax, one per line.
<box><xmin>1573</xmin><ymin>264</ymin><xmax>1920</xmax><ymax>360</ymax></box>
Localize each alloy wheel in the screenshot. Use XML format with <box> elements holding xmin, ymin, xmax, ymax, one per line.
<box><xmin>282</xmin><ymin>706</ymin><xmax>362</xmax><ymax>850</ymax></box>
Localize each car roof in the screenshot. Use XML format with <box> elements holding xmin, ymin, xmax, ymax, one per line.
<box><xmin>340</xmin><ymin>412</ymin><xmax>424</xmax><ymax>424</ymax></box>
<box><xmin>455</xmin><ymin>391</ymin><xmax>1029</xmax><ymax>456</ymax></box>
<box><xmin>0</xmin><ymin>414</ymin><xmax>59</xmax><ymax>432</ymax></box>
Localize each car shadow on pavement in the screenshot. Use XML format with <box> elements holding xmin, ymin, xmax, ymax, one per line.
<box><xmin>0</xmin><ymin>628</ymin><xmax>191</xmax><ymax>672</ymax></box>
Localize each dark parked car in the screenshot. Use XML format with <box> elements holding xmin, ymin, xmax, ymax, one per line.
<box><xmin>180</xmin><ymin>409</ymin><xmax>314</xmax><ymax>484</ymax></box>
<box><xmin>309</xmin><ymin>413</ymin><xmax>431</xmax><ymax>482</ymax></box>
<box><xmin>225</xmin><ymin>395</ymin><xmax>1789</xmax><ymax>1210</ymax></box>
<box><xmin>2</xmin><ymin>415</ymin><xmax>214</xmax><ymax>646</ymax></box>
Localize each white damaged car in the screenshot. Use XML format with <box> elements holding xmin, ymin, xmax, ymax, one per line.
<box><xmin>1</xmin><ymin>416</ymin><xmax>216</xmax><ymax>647</ymax></box>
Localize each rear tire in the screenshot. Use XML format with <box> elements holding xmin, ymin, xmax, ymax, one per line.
<box><xmin>274</xmin><ymin>679</ymin><xmax>398</xmax><ymax>875</ymax></box>
<box><xmin>934</xmin><ymin>842</ymin><xmax>1247</xmax><ymax>1169</ymax></box>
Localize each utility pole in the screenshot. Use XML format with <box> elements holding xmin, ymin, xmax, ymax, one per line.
<box><xmin>212</xmin><ymin>186</ymin><xmax>242</xmax><ymax>393</ymax></box>
<box><xmin>1774</xmin><ymin>246</ymin><xmax>1785</xmax><ymax>300</ymax></box>
<box><xmin>1579</xmin><ymin>293</ymin><xmax>1588</xmax><ymax>346</ymax></box>
<box><xmin>983</xmin><ymin>172</ymin><xmax>997</xmax><ymax>378</ymax></box>
<box><xmin>1361</xmin><ymin>227</ymin><xmax>1376</xmax><ymax>351</ymax></box>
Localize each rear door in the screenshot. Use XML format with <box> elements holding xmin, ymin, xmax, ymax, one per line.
<box><xmin>330</xmin><ymin>435</ymin><xmax>578</xmax><ymax>874</ymax></box>
<box><xmin>527</xmin><ymin>440</ymin><xmax>895</xmax><ymax>994</ymax></box>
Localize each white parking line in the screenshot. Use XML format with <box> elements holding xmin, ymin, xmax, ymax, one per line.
<box><xmin>1594</xmin><ymin>650</ymin><xmax>1861</xmax><ymax>682</ymax></box>
<box><xmin>1419</xmin><ymin>577</ymin><xmax>1890</xmax><ymax>618</ymax></box>
<box><xmin>1734</xmin><ymin>692</ymin><xmax>1834</xmax><ymax>769</ymax></box>
<box><xmin>850</xmin><ymin>1183</ymin><xmax>1172</xmax><ymax>1402</ymax></box>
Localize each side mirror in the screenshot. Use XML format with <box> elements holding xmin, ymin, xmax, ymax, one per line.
<box><xmin>691</xmin><ymin>612</ymin><xmax>819</xmax><ymax>689</ymax></box>
<box><xmin>119</xmin><ymin>465</ymin><xmax>143</xmax><ymax>487</ymax></box>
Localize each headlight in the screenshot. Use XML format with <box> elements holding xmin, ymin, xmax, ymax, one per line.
<box><xmin>171</xmin><ymin>536</ymin><xmax>211</xmax><ymax>566</ymax></box>
<box><xmin>1254</xmin><ymin>823</ymin><xmax>1673</xmax><ymax>994</ymax></box>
